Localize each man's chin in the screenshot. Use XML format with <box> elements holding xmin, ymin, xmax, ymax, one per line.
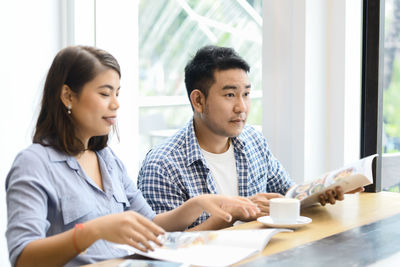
<box><xmin>227</xmin><ymin>128</ymin><xmax>244</xmax><ymax>137</ymax></box>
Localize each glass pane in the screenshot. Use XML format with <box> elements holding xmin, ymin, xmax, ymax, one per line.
<box><xmin>382</xmin><ymin>0</ymin><xmax>400</xmax><ymax>192</ymax></box>
<box><xmin>138</xmin><ymin>0</ymin><xmax>263</xmax><ymax>160</ymax></box>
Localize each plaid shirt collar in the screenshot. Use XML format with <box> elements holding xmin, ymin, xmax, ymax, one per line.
<box><xmin>184</xmin><ymin>117</ymin><xmax>247</xmax><ymax>167</ymax></box>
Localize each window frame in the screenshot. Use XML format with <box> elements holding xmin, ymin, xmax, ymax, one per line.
<box><xmin>360</xmin><ymin>0</ymin><xmax>385</xmax><ymax>192</ymax></box>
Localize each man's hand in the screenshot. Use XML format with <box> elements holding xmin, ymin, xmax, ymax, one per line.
<box><xmin>318</xmin><ymin>186</ymin><xmax>365</xmax><ymax>206</ymax></box>
<box><xmin>193</xmin><ymin>194</ymin><xmax>260</xmax><ymax>223</ymax></box>
<box><xmin>242</xmin><ymin>193</ymin><xmax>284</xmax><ymax>221</ymax></box>
<box><xmin>347</xmin><ymin>187</ymin><xmax>365</xmax><ymax>194</ymax></box>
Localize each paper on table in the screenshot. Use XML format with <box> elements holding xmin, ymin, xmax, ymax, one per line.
<box><xmin>115</xmin><ymin>229</ymin><xmax>291</xmax><ymax>267</ymax></box>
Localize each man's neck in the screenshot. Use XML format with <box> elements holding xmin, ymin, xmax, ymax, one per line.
<box><xmin>193</xmin><ymin>116</ymin><xmax>230</xmax><ymax>154</ymax></box>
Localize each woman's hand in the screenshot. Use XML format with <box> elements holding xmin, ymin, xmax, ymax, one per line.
<box><xmin>90</xmin><ymin>211</ymin><xmax>165</xmax><ymax>252</ymax></box>
<box><xmin>192</xmin><ymin>194</ymin><xmax>260</xmax><ymax>222</ymax></box>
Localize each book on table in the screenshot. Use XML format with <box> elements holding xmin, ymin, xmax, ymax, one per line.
<box><xmin>116</xmin><ymin>228</ymin><xmax>291</xmax><ymax>267</ymax></box>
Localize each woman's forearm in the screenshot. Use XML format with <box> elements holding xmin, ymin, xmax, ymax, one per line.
<box><xmin>16</xmin><ymin>220</ymin><xmax>99</xmax><ymax>267</ymax></box>
<box><xmin>153</xmin><ymin>198</ymin><xmax>203</xmax><ymax>231</ymax></box>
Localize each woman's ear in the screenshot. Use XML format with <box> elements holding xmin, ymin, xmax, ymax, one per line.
<box><xmin>190</xmin><ymin>89</ymin><xmax>206</xmax><ymax>113</ymax></box>
<box><xmin>60</xmin><ymin>85</ymin><xmax>73</xmax><ymax>108</ymax></box>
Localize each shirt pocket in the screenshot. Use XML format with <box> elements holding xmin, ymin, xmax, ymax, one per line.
<box><xmin>61</xmin><ymin>195</ymin><xmax>95</xmax><ymax>225</ymax></box>
<box><xmin>112</xmin><ymin>185</ymin><xmax>131</xmax><ymax>211</ymax></box>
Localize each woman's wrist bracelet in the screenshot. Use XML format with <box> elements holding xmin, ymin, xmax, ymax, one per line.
<box><xmin>72</xmin><ymin>223</ymin><xmax>84</xmax><ymax>254</ymax></box>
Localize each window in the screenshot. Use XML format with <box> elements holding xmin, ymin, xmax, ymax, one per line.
<box><xmin>138</xmin><ymin>0</ymin><xmax>263</xmax><ymax>160</ymax></box>
<box><xmin>382</xmin><ymin>0</ymin><xmax>400</xmax><ymax>192</ymax></box>
<box><xmin>361</xmin><ymin>0</ymin><xmax>400</xmax><ymax>193</ymax></box>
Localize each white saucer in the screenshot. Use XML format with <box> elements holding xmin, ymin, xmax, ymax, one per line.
<box><xmin>257</xmin><ymin>216</ymin><xmax>312</xmax><ymax>228</ymax></box>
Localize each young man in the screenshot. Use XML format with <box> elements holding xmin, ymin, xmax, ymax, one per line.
<box><xmin>138</xmin><ymin>45</ymin><xmax>354</xmax><ymax>230</ymax></box>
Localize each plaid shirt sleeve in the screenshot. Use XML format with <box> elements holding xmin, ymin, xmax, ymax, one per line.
<box><xmin>137</xmin><ymin>154</ymin><xmax>211</xmax><ymax>228</ymax></box>
<box><xmin>242</xmin><ymin>126</ymin><xmax>295</xmax><ymax>196</ymax></box>
<box><xmin>137</xmin><ymin>156</ymin><xmax>187</xmax><ymax>214</ymax></box>
<box><xmin>264</xmin><ymin>142</ymin><xmax>294</xmax><ymax>195</ymax></box>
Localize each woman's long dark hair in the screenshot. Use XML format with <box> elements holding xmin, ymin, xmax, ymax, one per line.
<box><xmin>33</xmin><ymin>46</ymin><xmax>121</xmax><ymax>155</ymax></box>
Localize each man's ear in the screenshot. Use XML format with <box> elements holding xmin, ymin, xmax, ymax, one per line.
<box><xmin>190</xmin><ymin>89</ymin><xmax>206</xmax><ymax>113</ymax></box>
<box><xmin>60</xmin><ymin>85</ymin><xmax>74</xmax><ymax>108</ymax></box>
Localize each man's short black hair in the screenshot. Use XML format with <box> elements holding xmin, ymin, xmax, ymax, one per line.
<box><xmin>184</xmin><ymin>45</ymin><xmax>250</xmax><ymax>100</ymax></box>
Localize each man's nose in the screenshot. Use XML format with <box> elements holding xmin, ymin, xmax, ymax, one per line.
<box><xmin>234</xmin><ymin>96</ymin><xmax>247</xmax><ymax>113</ymax></box>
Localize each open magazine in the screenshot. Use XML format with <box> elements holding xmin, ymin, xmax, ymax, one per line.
<box><xmin>115</xmin><ymin>228</ymin><xmax>291</xmax><ymax>267</ymax></box>
<box><xmin>286</xmin><ymin>154</ymin><xmax>376</xmax><ymax>207</ymax></box>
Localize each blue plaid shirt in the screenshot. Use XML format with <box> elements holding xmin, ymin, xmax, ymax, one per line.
<box><xmin>137</xmin><ymin>118</ymin><xmax>294</xmax><ymax>227</ymax></box>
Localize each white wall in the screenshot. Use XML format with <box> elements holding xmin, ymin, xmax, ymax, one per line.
<box><xmin>262</xmin><ymin>0</ymin><xmax>362</xmax><ymax>183</ymax></box>
<box><xmin>0</xmin><ymin>0</ymin><xmax>62</xmax><ymax>263</ymax></box>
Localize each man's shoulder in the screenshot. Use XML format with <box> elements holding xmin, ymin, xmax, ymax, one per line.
<box><xmin>239</xmin><ymin>124</ymin><xmax>266</xmax><ymax>143</ymax></box>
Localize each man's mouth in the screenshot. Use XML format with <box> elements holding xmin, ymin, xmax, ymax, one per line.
<box><xmin>230</xmin><ymin>118</ymin><xmax>246</xmax><ymax>123</ymax></box>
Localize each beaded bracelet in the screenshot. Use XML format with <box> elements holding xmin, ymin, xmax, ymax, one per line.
<box><xmin>73</xmin><ymin>223</ymin><xmax>84</xmax><ymax>254</ymax></box>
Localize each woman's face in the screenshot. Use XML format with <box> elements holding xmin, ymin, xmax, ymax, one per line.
<box><xmin>70</xmin><ymin>69</ymin><xmax>120</xmax><ymax>143</ymax></box>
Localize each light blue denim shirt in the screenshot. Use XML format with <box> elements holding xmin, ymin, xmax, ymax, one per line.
<box><xmin>5</xmin><ymin>144</ymin><xmax>156</xmax><ymax>267</ymax></box>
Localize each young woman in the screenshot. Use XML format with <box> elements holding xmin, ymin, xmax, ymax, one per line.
<box><xmin>5</xmin><ymin>46</ymin><xmax>259</xmax><ymax>267</ymax></box>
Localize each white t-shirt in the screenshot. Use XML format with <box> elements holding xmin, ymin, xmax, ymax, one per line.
<box><xmin>201</xmin><ymin>143</ymin><xmax>238</xmax><ymax>196</ymax></box>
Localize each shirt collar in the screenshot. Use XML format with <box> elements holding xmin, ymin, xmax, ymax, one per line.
<box><xmin>46</xmin><ymin>145</ymin><xmax>114</xmax><ymax>174</ymax></box>
<box><xmin>96</xmin><ymin>148</ymin><xmax>114</xmax><ymax>173</ymax></box>
<box><xmin>47</xmin><ymin>146</ymin><xmax>80</xmax><ymax>170</ymax></box>
<box><xmin>232</xmin><ymin>132</ymin><xmax>246</xmax><ymax>151</ymax></box>
<box><xmin>184</xmin><ymin>117</ymin><xmax>247</xmax><ymax>166</ymax></box>
<box><xmin>184</xmin><ymin>118</ymin><xmax>205</xmax><ymax>166</ymax></box>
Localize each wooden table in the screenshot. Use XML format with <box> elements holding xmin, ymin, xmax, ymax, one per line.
<box><xmin>233</xmin><ymin>191</ymin><xmax>400</xmax><ymax>265</ymax></box>
<box><xmin>83</xmin><ymin>192</ymin><xmax>400</xmax><ymax>266</ymax></box>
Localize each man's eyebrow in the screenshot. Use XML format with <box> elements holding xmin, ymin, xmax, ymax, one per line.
<box><xmin>222</xmin><ymin>85</ymin><xmax>238</xmax><ymax>90</ymax></box>
<box><xmin>98</xmin><ymin>84</ymin><xmax>121</xmax><ymax>90</ymax></box>
<box><xmin>222</xmin><ymin>84</ymin><xmax>251</xmax><ymax>90</ymax></box>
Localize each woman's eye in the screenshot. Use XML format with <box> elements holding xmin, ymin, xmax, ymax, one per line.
<box><xmin>100</xmin><ymin>93</ymin><xmax>109</xmax><ymax>97</ymax></box>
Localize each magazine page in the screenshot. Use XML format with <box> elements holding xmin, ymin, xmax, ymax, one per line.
<box><xmin>115</xmin><ymin>229</ymin><xmax>290</xmax><ymax>267</ymax></box>
<box><xmin>286</xmin><ymin>154</ymin><xmax>376</xmax><ymax>207</ymax></box>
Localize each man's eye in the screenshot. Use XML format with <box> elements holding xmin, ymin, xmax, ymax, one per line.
<box><xmin>226</xmin><ymin>93</ymin><xmax>234</xmax><ymax>97</ymax></box>
<box><xmin>244</xmin><ymin>92</ymin><xmax>250</xmax><ymax>97</ymax></box>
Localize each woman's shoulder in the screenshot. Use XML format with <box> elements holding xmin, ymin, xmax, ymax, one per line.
<box><xmin>6</xmin><ymin>144</ymin><xmax>53</xmax><ymax>188</ymax></box>
<box><xmin>14</xmin><ymin>143</ymin><xmax>50</xmax><ymax>163</ymax></box>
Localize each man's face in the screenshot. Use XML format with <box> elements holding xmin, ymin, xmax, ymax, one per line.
<box><xmin>200</xmin><ymin>68</ymin><xmax>251</xmax><ymax>138</ymax></box>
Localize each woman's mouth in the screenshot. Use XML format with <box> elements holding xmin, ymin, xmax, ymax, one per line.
<box><xmin>103</xmin><ymin>116</ymin><xmax>116</xmax><ymax>125</ymax></box>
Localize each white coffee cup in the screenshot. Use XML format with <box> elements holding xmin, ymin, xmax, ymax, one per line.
<box><xmin>269</xmin><ymin>198</ymin><xmax>300</xmax><ymax>224</ymax></box>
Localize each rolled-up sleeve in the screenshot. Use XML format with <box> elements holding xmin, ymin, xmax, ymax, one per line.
<box><xmin>5</xmin><ymin>150</ymin><xmax>53</xmax><ymax>266</ymax></box>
